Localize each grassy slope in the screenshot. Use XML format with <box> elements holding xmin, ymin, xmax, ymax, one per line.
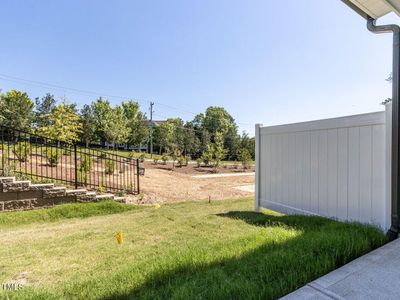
<box><xmin>0</xmin><ymin>198</ymin><xmax>387</xmax><ymax>300</ymax></box>
<box><xmin>0</xmin><ymin>201</ymin><xmax>138</xmax><ymax>228</ymax></box>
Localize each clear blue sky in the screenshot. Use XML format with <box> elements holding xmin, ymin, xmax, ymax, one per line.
<box><xmin>0</xmin><ymin>0</ymin><xmax>398</xmax><ymax>135</ymax></box>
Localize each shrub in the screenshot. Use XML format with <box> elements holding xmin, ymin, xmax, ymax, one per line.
<box><xmin>201</xmin><ymin>145</ymin><xmax>213</xmax><ymax>166</ymax></box>
<box><xmin>45</xmin><ymin>148</ymin><xmax>60</xmax><ymax>167</ymax></box>
<box><xmin>79</xmin><ymin>154</ymin><xmax>93</xmax><ymax>183</ymax></box>
<box><xmin>196</xmin><ymin>158</ymin><xmax>202</xmax><ymax>168</ymax></box>
<box><xmin>128</xmin><ymin>151</ymin><xmax>137</xmax><ymax>160</ymax></box>
<box><xmin>98</xmin><ymin>184</ymin><xmax>105</xmax><ymax>193</ymax></box>
<box><xmin>1</xmin><ymin>153</ymin><xmax>13</xmax><ymax>176</ymax></box>
<box><xmin>105</xmin><ymin>160</ymin><xmax>115</xmax><ymax>175</ymax></box>
<box><xmin>177</xmin><ymin>156</ymin><xmax>185</xmax><ymax>167</ymax></box>
<box><xmin>153</xmin><ymin>158</ymin><xmax>159</xmax><ymax>165</ymax></box>
<box><xmin>161</xmin><ymin>154</ymin><xmax>168</xmax><ymax>165</ymax></box>
<box><xmin>238</xmin><ymin>148</ymin><xmax>252</xmax><ymax>169</ymax></box>
<box><xmin>79</xmin><ymin>154</ymin><xmax>93</xmax><ymax>173</ymax></box>
<box><xmin>139</xmin><ymin>153</ymin><xmax>146</xmax><ymax>162</ymax></box>
<box><xmin>98</xmin><ymin>152</ymin><xmax>108</xmax><ymax>159</ymax></box>
<box><xmin>185</xmin><ymin>156</ymin><xmax>190</xmax><ymax>166</ymax></box>
<box><xmin>13</xmin><ymin>142</ymin><xmax>31</xmax><ymax>162</ymax></box>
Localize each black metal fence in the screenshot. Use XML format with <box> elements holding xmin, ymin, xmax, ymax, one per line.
<box><xmin>0</xmin><ymin>126</ymin><xmax>140</xmax><ymax>194</ymax></box>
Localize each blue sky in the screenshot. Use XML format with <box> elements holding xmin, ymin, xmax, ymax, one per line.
<box><xmin>0</xmin><ymin>0</ymin><xmax>398</xmax><ymax>135</ymax></box>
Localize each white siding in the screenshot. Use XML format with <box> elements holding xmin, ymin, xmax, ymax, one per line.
<box><xmin>256</xmin><ymin>109</ymin><xmax>390</xmax><ymax>230</ymax></box>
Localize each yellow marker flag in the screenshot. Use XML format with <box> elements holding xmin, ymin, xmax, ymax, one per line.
<box><xmin>115</xmin><ymin>232</ymin><xmax>124</xmax><ymax>245</ymax></box>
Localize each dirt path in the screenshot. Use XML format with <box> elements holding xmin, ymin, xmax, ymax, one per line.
<box><xmin>135</xmin><ymin>168</ymin><xmax>255</xmax><ymax>204</ymax></box>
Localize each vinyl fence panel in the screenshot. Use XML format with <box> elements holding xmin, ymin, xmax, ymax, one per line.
<box><xmin>255</xmin><ymin>105</ymin><xmax>391</xmax><ymax>230</ymax></box>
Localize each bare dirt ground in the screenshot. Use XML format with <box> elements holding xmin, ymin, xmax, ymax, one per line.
<box><xmin>1</xmin><ymin>149</ymin><xmax>255</xmax><ymax>204</ymax></box>
<box><xmin>132</xmin><ymin>163</ymin><xmax>255</xmax><ymax>204</ymax></box>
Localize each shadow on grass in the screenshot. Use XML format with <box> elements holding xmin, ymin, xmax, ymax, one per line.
<box><xmin>217</xmin><ymin>211</ymin><xmax>334</xmax><ymax>230</ymax></box>
<box><xmin>95</xmin><ymin>210</ymin><xmax>387</xmax><ymax>300</ymax></box>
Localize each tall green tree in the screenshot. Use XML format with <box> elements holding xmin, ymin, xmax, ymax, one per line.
<box><xmin>154</xmin><ymin>122</ymin><xmax>174</xmax><ymax>154</ymax></box>
<box><xmin>103</xmin><ymin>106</ymin><xmax>129</xmax><ymax>149</ymax></box>
<box><xmin>37</xmin><ymin>104</ymin><xmax>82</xmax><ymax>144</ymax></box>
<box><xmin>167</xmin><ymin>118</ymin><xmax>185</xmax><ymax>154</ymax></box>
<box><xmin>80</xmin><ymin>104</ymin><xmax>97</xmax><ymax>147</ymax></box>
<box><xmin>91</xmin><ymin>98</ymin><xmax>113</xmax><ymax>143</ymax></box>
<box><xmin>122</xmin><ymin>100</ymin><xmax>149</xmax><ymax>147</ymax></box>
<box><xmin>0</xmin><ymin>90</ymin><xmax>34</xmax><ymax>130</ymax></box>
<box><xmin>34</xmin><ymin>93</ymin><xmax>56</xmax><ymax>128</ymax></box>
<box><xmin>203</xmin><ymin>106</ymin><xmax>236</xmax><ymax>137</ymax></box>
<box><xmin>183</xmin><ymin>122</ymin><xmax>200</xmax><ymax>157</ymax></box>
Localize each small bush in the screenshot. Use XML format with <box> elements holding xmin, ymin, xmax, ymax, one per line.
<box><xmin>79</xmin><ymin>154</ymin><xmax>93</xmax><ymax>184</ymax></box>
<box><xmin>201</xmin><ymin>152</ymin><xmax>213</xmax><ymax>166</ymax></box>
<box><xmin>98</xmin><ymin>152</ymin><xmax>107</xmax><ymax>159</ymax></box>
<box><xmin>13</xmin><ymin>142</ymin><xmax>31</xmax><ymax>162</ymax></box>
<box><xmin>177</xmin><ymin>156</ymin><xmax>185</xmax><ymax>168</ymax></box>
<box><xmin>45</xmin><ymin>148</ymin><xmax>60</xmax><ymax>167</ymax></box>
<box><xmin>153</xmin><ymin>158</ymin><xmax>159</xmax><ymax>165</ymax></box>
<box><xmin>79</xmin><ymin>154</ymin><xmax>93</xmax><ymax>173</ymax></box>
<box><xmin>128</xmin><ymin>151</ymin><xmax>137</xmax><ymax>160</ymax></box>
<box><xmin>196</xmin><ymin>158</ymin><xmax>202</xmax><ymax>168</ymax></box>
<box><xmin>238</xmin><ymin>149</ymin><xmax>252</xmax><ymax>169</ymax></box>
<box><xmin>105</xmin><ymin>160</ymin><xmax>115</xmax><ymax>175</ymax></box>
<box><xmin>161</xmin><ymin>154</ymin><xmax>168</xmax><ymax>165</ymax></box>
<box><xmin>185</xmin><ymin>156</ymin><xmax>190</xmax><ymax>166</ymax></box>
<box><xmin>98</xmin><ymin>184</ymin><xmax>105</xmax><ymax>193</ymax></box>
<box><xmin>139</xmin><ymin>153</ymin><xmax>146</xmax><ymax>162</ymax></box>
<box><xmin>1</xmin><ymin>153</ymin><xmax>13</xmax><ymax>176</ymax></box>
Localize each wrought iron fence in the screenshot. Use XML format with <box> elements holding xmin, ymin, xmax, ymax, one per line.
<box><xmin>0</xmin><ymin>125</ymin><xmax>140</xmax><ymax>194</ymax></box>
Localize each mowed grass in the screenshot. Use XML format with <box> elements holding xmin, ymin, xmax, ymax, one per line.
<box><xmin>0</xmin><ymin>198</ymin><xmax>387</xmax><ymax>300</ymax></box>
<box><xmin>0</xmin><ymin>201</ymin><xmax>139</xmax><ymax>228</ymax></box>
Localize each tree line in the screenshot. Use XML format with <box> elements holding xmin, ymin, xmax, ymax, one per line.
<box><xmin>0</xmin><ymin>89</ymin><xmax>255</xmax><ymax>163</ymax></box>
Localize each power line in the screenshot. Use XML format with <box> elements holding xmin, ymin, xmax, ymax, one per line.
<box><xmin>0</xmin><ymin>72</ymin><xmax>253</xmax><ymax>127</ymax></box>
<box><xmin>0</xmin><ymin>73</ymin><xmax>195</xmax><ymax>116</ymax></box>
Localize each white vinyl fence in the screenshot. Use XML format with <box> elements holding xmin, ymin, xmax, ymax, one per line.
<box><xmin>255</xmin><ymin>104</ymin><xmax>391</xmax><ymax>230</ymax></box>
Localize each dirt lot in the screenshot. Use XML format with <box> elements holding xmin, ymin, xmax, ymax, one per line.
<box><xmin>134</xmin><ymin>162</ymin><xmax>255</xmax><ymax>204</ymax></box>
<box><xmin>0</xmin><ymin>149</ymin><xmax>255</xmax><ymax>204</ymax></box>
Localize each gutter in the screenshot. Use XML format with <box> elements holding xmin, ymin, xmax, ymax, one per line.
<box><xmin>367</xmin><ymin>17</ymin><xmax>400</xmax><ymax>240</ymax></box>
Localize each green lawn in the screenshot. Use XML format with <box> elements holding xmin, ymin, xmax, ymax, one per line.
<box><xmin>0</xmin><ymin>198</ymin><xmax>387</xmax><ymax>300</ymax></box>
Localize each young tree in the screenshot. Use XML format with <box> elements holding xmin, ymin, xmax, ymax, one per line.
<box><xmin>183</xmin><ymin>122</ymin><xmax>200</xmax><ymax>157</ymax></box>
<box><xmin>154</xmin><ymin>122</ymin><xmax>174</xmax><ymax>154</ymax></box>
<box><xmin>37</xmin><ymin>104</ymin><xmax>82</xmax><ymax>144</ymax></box>
<box><xmin>201</xmin><ymin>143</ymin><xmax>213</xmax><ymax>166</ymax></box>
<box><xmin>80</xmin><ymin>104</ymin><xmax>97</xmax><ymax>147</ymax></box>
<box><xmin>213</xmin><ymin>131</ymin><xmax>227</xmax><ymax>168</ymax></box>
<box><xmin>122</xmin><ymin>100</ymin><xmax>149</xmax><ymax>147</ymax></box>
<box><xmin>34</xmin><ymin>93</ymin><xmax>56</xmax><ymax>128</ymax></box>
<box><xmin>103</xmin><ymin>106</ymin><xmax>129</xmax><ymax>149</ymax></box>
<box><xmin>0</xmin><ymin>90</ymin><xmax>34</xmax><ymax>131</ymax></box>
<box><xmin>238</xmin><ymin>148</ymin><xmax>252</xmax><ymax>169</ymax></box>
<box><xmin>190</xmin><ymin>106</ymin><xmax>240</xmax><ymax>159</ymax></box>
<box><xmin>91</xmin><ymin>98</ymin><xmax>113</xmax><ymax>144</ymax></box>
<box><xmin>240</xmin><ymin>131</ymin><xmax>255</xmax><ymax>160</ymax></box>
<box><xmin>167</xmin><ymin>118</ymin><xmax>185</xmax><ymax>155</ymax></box>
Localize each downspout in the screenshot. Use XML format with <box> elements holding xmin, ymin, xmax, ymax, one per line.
<box><xmin>367</xmin><ymin>17</ymin><xmax>400</xmax><ymax>240</ymax></box>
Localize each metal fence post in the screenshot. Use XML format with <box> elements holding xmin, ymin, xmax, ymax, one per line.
<box><xmin>136</xmin><ymin>158</ymin><xmax>140</xmax><ymax>194</ymax></box>
<box><xmin>74</xmin><ymin>144</ymin><xmax>78</xmax><ymax>189</ymax></box>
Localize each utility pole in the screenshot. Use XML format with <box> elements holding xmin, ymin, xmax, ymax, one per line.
<box><xmin>149</xmin><ymin>102</ymin><xmax>154</xmax><ymax>158</ymax></box>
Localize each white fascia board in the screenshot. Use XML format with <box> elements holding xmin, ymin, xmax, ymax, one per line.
<box><xmin>346</xmin><ymin>0</ymin><xmax>400</xmax><ymax>18</ymax></box>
